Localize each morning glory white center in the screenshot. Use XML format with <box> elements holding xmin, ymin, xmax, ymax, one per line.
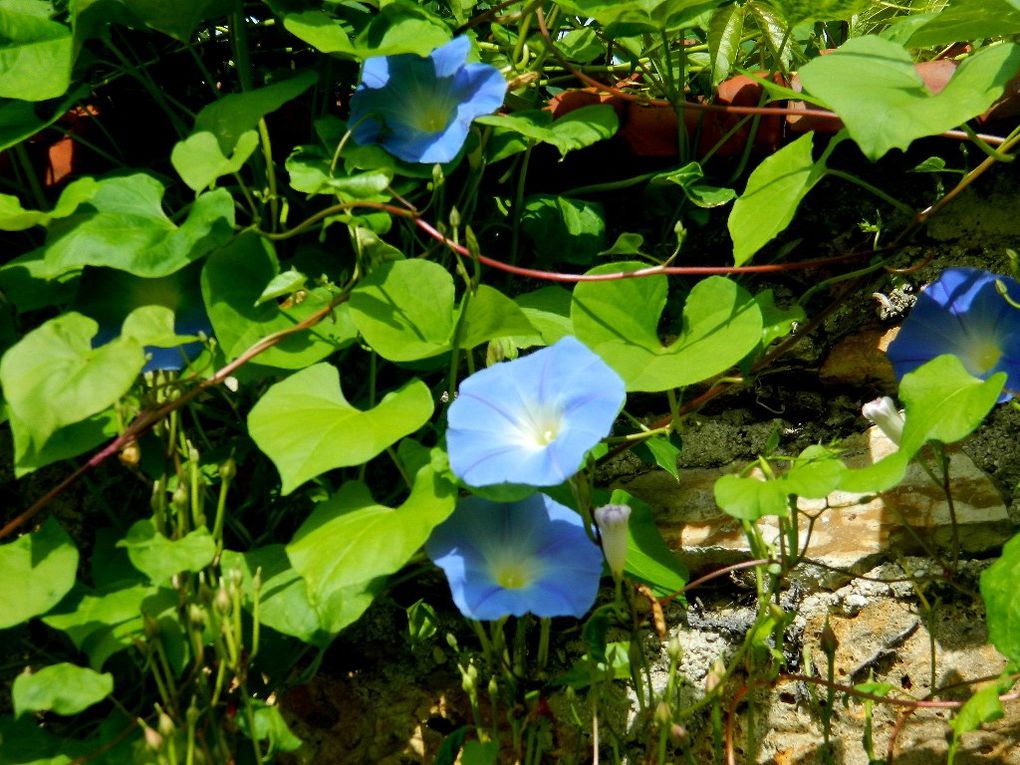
<box><xmin>963</xmin><ymin>338</ymin><xmax>1003</xmax><ymax>375</ymax></box>
<box><xmin>414</xmin><ymin>103</ymin><xmax>454</xmax><ymax>132</ymax></box>
<box><xmin>516</xmin><ymin>406</ymin><xmax>564</xmax><ymax>449</ymax></box>
<box><xmin>489</xmin><ymin>554</ymin><xmax>534</xmax><ymax>590</ymax></box>
<box><xmin>409</xmin><ymin>82</ymin><xmax>459</xmax><ymax>133</ymax></box>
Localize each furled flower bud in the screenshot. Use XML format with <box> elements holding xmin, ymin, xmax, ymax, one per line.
<box><xmin>594</xmin><ymin>504</ymin><xmax>631</xmax><ymax>583</ymax></box>
<box><xmin>157</xmin><ymin>711</ymin><xmax>175</xmax><ymax>737</ymax></box>
<box><xmin>666</xmin><ymin>635</ymin><xmax>683</xmax><ymax>663</ymax></box>
<box><xmin>143</xmin><ymin>725</ymin><xmax>163</xmax><ymax>751</ymax></box>
<box><xmin>820</xmin><ymin>617</ymin><xmax>839</xmax><ymax>657</ymax></box>
<box><xmin>861</xmin><ymin>396</ymin><xmax>904</xmax><ymax>446</ymax></box>
<box><xmin>654</xmin><ymin>701</ymin><xmax>672</xmax><ymax>728</ymax></box>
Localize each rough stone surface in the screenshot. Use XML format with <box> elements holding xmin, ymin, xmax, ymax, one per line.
<box><xmin>630</xmin><ymin>562</ymin><xmax>1020</xmax><ymax>765</ymax></box>
<box><xmin>615</xmin><ymin>427</ymin><xmax>1013</xmax><ymax>585</ymax></box>
<box><xmin>818</xmin><ymin>326</ymin><xmax>899</xmax><ymax>389</ymax></box>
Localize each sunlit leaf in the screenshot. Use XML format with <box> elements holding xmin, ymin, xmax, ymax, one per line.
<box><xmin>171</xmin><ymin>130</ymin><xmax>260</xmax><ymax>191</ymax></box>
<box><xmin>248</xmin><ymin>363</ymin><xmax>434</xmax><ymax>494</ymax></box>
<box><xmin>0</xmin><ymin>312</ymin><xmax>144</xmax><ymax>455</ymax></box>
<box><xmin>286</xmin><ymin>465</ymin><xmax>455</xmax><ymax>634</ymax></box>
<box><xmin>43</xmin><ymin>583</ymin><xmax>178</xmax><ymax>669</ymax></box>
<box><xmin>13</xmin><ymin>664</ymin><xmax>113</xmax><ymax>717</ymax></box>
<box><xmin>728</xmin><ymin>133</ymin><xmax>825</xmax><ymax>265</ymax></box>
<box><xmin>572</xmin><ymin>264</ymin><xmax>762</xmax><ymax>391</ymax></box>
<box><xmin>0</xmin><ymin>519</ymin><xmax>78</xmax><ymax>629</ymax></box>
<box><xmin>477</xmin><ymin>105</ymin><xmax>619</xmax><ymax>160</ymax></box>
<box><xmin>708</xmin><ymin>4</ymin><xmax>745</xmax><ymax>86</ymax></box>
<box><xmin>348</xmin><ymin>259</ymin><xmax>455</xmax><ymax>362</ymax></box>
<box><xmin>907</xmin><ymin>0</ymin><xmax>1020</xmax><ymax>48</ymax></box>
<box><xmin>981</xmin><ymin>530</ymin><xmax>1020</xmax><ymax>664</ymax></box>
<box><xmin>0</xmin><ymin>4</ymin><xmax>72</xmax><ymax>101</ymax></box>
<box><xmin>117</xmin><ymin>521</ymin><xmax>216</xmax><ymax>584</ymax></box>
<box><xmin>799</xmin><ymin>37</ymin><xmax>1020</xmax><ymax>160</ymax></box>
<box><xmin>33</xmin><ymin>174</ymin><xmax>235</xmax><ymax>278</ymax></box>
<box><xmin>770</xmin><ymin>0</ymin><xmax>869</xmax><ymax>24</ymax></box>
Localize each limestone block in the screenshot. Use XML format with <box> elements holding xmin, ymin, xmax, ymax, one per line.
<box><xmin>614</xmin><ymin>428</ymin><xmax>1014</xmax><ymax>585</ymax></box>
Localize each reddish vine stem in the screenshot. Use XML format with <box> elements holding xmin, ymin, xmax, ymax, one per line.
<box><xmin>0</xmin><ymin>294</ymin><xmax>350</xmax><ymax>541</ymax></box>
<box><xmin>266</xmin><ymin>198</ymin><xmax>881</xmax><ymax>282</ymax></box>
<box><xmin>885</xmin><ymin>672</ymin><xmax>1020</xmax><ymax>762</ymax></box>
<box><xmin>659</xmin><ymin>558</ymin><xmax>772</xmax><ymax>607</ymax></box>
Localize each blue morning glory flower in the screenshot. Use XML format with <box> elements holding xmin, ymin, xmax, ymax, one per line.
<box><xmin>446</xmin><ymin>336</ymin><xmax>626</xmax><ymax>487</ymax></box>
<box><xmin>425</xmin><ymin>493</ymin><xmax>604</xmax><ymax>620</ymax></box>
<box><xmin>887</xmin><ymin>267</ymin><xmax>1020</xmax><ymax>400</ymax></box>
<box><xmin>348</xmin><ymin>36</ymin><xmax>507</xmax><ymax>164</ymax></box>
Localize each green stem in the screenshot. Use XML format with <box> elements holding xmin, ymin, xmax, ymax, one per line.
<box><xmin>258</xmin><ymin>118</ymin><xmax>280</xmax><ymax>231</ymax></box>
<box><xmin>509</xmin><ymin>141</ymin><xmax>534</xmax><ymax>266</ymax></box>
<box><xmin>186</xmin><ymin>44</ymin><xmax>221</xmax><ymax>99</ymax></box>
<box><xmin>935</xmin><ymin>444</ymin><xmax>960</xmax><ymax>570</ymax></box>
<box><xmin>470</xmin><ymin>620</ymin><xmax>494</xmax><ymax>666</ymax></box>
<box><xmin>666</xmin><ymin>389</ymin><xmax>682</xmax><ymax>432</ymax></box>
<box><xmin>243</xmin><ymin>697</ymin><xmax>266</xmax><ymax>765</ymax></box>
<box><xmin>537</xmin><ymin>617</ymin><xmax>552</xmax><ymax>670</ymax></box>
<box><xmin>962</xmin><ymin>123</ymin><xmax>1015</xmax><ymax>162</ymax></box>
<box><xmin>512</xmin><ymin>8</ymin><xmax>533</xmax><ymax>69</ymax></box>
<box><xmin>230</xmin><ymin>3</ymin><xmax>254</xmax><ymax>92</ymax></box>
<box><xmin>12</xmin><ymin>144</ymin><xmax>47</xmax><ymax>210</ymax></box>
<box><xmin>563</xmin><ymin>169</ymin><xmax>661</xmax><ymax>197</ymax></box>
<box><xmin>212</xmin><ymin>471</ymin><xmax>231</xmax><ymax>554</ymax></box>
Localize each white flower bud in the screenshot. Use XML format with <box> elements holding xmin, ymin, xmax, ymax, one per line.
<box><xmin>594</xmin><ymin>504</ymin><xmax>631</xmax><ymax>582</ymax></box>
<box><xmin>862</xmin><ymin>396</ymin><xmax>904</xmax><ymax>446</ymax></box>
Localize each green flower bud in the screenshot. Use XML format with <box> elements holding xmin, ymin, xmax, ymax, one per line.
<box><xmin>157</xmin><ymin>711</ymin><xmax>176</xmax><ymax>737</ymax></box>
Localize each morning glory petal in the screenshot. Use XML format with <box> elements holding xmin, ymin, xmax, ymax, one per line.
<box><xmin>447</xmin><ymin>336</ymin><xmax>626</xmax><ymax>487</ymax></box>
<box><xmin>360</xmin><ymin>55</ymin><xmax>391</xmax><ymax>89</ymax></box>
<box><xmin>430</xmin><ymin>36</ymin><xmax>472</xmax><ymax>78</ymax></box>
<box><xmin>887</xmin><ymin>267</ymin><xmax>1020</xmax><ymax>400</ymax></box>
<box><xmin>348</xmin><ymin>36</ymin><xmax>507</xmax><ymax>164</ymax></box>
<box><xmin>425</xmin><ymin>494</ymin><xmax>603</xmax><ymax>621</ymax></box>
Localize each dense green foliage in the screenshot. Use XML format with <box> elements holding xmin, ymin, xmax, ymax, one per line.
<box><xmin>2</xmin><ymin>0</ymin><xmax>1020</xmax><ymax>762</ymax></box>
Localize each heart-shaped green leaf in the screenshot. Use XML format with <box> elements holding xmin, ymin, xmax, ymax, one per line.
<box><xmin>572</xmin><ymin>263</ymin><xmax>762</xmax><ymax>391</ymax></box>
<box><xmin>13</xmin><ymin>663</ymin><xmax>113</xmax><ymax>718</ymax></box>
<box><xmin>0</xmin><ymin>4</ymin><xmax>72</xmax><ymax>101</ymax></box>
<box><xmin>799</xmin><ymin>37</ymin><xmax>1020</xmax><ymax>160</ymax></box>
<box><xmin>34</xmin><ymin>174</ymin><xmax>235</xmax><ymax>278</ymax></box>
<box><xmin>117</xmin><ymin>521</ymin><xmax>216</xmax><ymax>584</ymax></box>
<box><xmin>286</xmin><ymin>465</ymin><xmax>455</xmax><ymax>634</ymax></box>
<box><xmin>0</xmin><ymin>311</ymin><xmax>145</xmax><ymax>455</ymax></box>
<box><xmin>0</xmin><ymin>518</ymin><xmax>78</xmax><ymax>629</ymax></box>
<box><xmin>248</xmin><ymin>363</ymin><xmax>434</xmax><ymax>494</ymax></box>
